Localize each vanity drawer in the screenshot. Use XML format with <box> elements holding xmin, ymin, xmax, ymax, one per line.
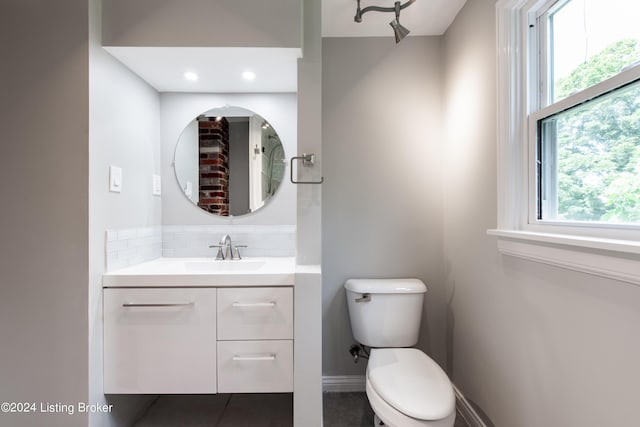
<box><xmin>103</xmin><ymin>288</ymin><xmax>217</xmax><ymax>394</ymax></box>
<box><xmin>217</xmin><ymin>340</ymin><xmax>293</xmax><ymax>393</ymax></box>
<box><xmin>217</xmin><ymin>287</ymin><xmax>293</xmax><ymax>340</ymax></box>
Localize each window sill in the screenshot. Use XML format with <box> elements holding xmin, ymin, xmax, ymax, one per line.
<box><xmin>487</xmin><ymin>229</ymin><xmax>640</xmax><ymax>286</ymax></box>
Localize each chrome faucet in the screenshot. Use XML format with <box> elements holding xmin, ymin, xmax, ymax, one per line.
<box><xmin>209</xmin><ymin>234</ymin><xmax>233</xmax><ymax>260</ymax></box>
<box><xmin>209</xmin><ymin>234</ymin><xmax>247</xmax><ymax>260</ymax></box>
<box><xmin>220</xmin><ymin>234</ymin><xmax>233</xmax><ymax>260</ymax></box>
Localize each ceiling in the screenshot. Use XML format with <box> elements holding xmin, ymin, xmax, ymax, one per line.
<box><xmin>105</xmin><ymin>47</ymin><xmax>301</xmax><ymax>93</ymax></box>
<box><xmin>106</xmin><ymin>1</ymin><xmax>467</xmax><ymax>93</ymax></box>
<box><xmin>322</xmin><ymin>0</ymin><xmax>468</xmax><ymax>37</ymax></box>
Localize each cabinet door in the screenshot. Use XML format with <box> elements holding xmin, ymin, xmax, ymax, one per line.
<box><xmin>217</xmin><ymin>287</ymin><xmax>293</xmax><ymax>340</ymax></box>
<box><xmin>104</xmin><ymin>288</ymin><xmax>217</xmax><ymax>394</ymax></box>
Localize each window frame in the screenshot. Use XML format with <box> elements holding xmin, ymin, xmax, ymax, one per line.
<box><xmin>491</xmin><ymin>0</ymin><xmax>640</xmax><ymax>286</ymax></box>
<box><xmin>532</xmin><ymin>0</ymin><xmax>640</xmax><ymax>231</ymax></box>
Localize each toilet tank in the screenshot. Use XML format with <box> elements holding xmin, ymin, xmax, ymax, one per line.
<box><xmin>344</xmin><ymin>279</ymin><xmax>427</xmax><ymax>348</ymax></box>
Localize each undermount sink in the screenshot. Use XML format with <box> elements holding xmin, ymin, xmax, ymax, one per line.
<box><xmin>184</xmin><ymin>260</ymin><xmax>266</xmax><ymax>272</ymax></box>
<box><xmin>102</xmin><ymin>257</ymin><xmax>295</xmax><ymax>287</ymax></box>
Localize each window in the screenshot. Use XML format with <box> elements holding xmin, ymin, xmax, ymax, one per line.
<box><xmin>493</xmin><ymin>0</ymin><xmax>640</xmax><ymax>285</ymax></box>
<box><xmin>541</xmin><ymin>0</ymin><xmax>640</xmax><ymax>105</ymax></box>
<box><xmin>533</xmin><ymin>0</ymin><xmax>640</xmax><ymax>226</ymax></box>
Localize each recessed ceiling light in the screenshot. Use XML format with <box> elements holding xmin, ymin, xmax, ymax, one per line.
<box><xmin>242</xmin><ymin>71</ymin><xmax>256</xmax><ymax>81</ymax></box>
<box><xmin>184</xmin><ymin>71</ymin><xmax>199</xmax><ymax>81</ymax></box>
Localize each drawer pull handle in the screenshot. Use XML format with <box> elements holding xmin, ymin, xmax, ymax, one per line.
<box><xmin>231</xmin><ymin>301</ymin><xmax>276</xmax><ymax>308</ymax></box>
<box><xmin>232</xmin><ymin>354</ymin><xmax>276</xmax><ymax>361</ymax></box>
<box><xmin>122</xmin><ymin>302</ymin><xmax>195</xmax><ymax>308</ymax></box>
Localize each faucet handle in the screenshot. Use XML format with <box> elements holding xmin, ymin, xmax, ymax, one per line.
<box><xmin>209</xmin><ymin>244</ymin><xmax>225</xmax><ymax>260</ymax></box>
<box><xmin>234</xmin><ymin>245</ymin><xmax>248</xmax><ymax>260</ymax></box>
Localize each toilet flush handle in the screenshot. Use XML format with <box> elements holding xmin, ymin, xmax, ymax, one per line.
<box><xmin>355</xmin><ymin>293</ymin><xmax>371</xmax><ymax>303</ymax></box>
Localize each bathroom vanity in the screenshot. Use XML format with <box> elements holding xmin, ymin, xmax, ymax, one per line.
<box><xmin>96</xmin><ymin>92</ymin><xmax>323</xmax><ymax>425</ymax></box>
<box><xmin>102</xmin><ymin>257</ymin><xmax>295</xmax><ymax>395</ymax></box>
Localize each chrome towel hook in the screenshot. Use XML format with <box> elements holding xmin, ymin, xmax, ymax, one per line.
<box><xmin>290</xmin><ymin>154</ymin><xmax>324</xmax><ymax>184</ymax></box>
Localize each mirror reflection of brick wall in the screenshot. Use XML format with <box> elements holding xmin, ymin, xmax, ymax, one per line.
<box><xmin>198</xmin><ymin>116</ymin><xmax>229</xmax><ymax>216</ymax></box>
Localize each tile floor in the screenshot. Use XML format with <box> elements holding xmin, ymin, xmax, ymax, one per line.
<box><xmin>323</xmin><ymin>392</ymin><xmax>470</xmax><ymax>427</ymax></box>
<box><xmin>134</xmin><ymin>392</ymin><xmax>470</xmax><ymax>427</ymax></box>
<box><xmin>134</xmin><ymin>394</ymin><xmax>293</xmax><ymax>427</ymax></box>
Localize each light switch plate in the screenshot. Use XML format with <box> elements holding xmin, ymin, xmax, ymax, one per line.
<box><xmin>152</xmin><ymin>174</ymin><xmax>162</xmax><ymax>196</ymax></box>
<box><xmin>109</xmin><ymin>166</ymin><xmax>122</xmax><ymax>193</ymax></box>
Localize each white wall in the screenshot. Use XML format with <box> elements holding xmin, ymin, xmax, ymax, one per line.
<box><xmin>322</xmin><ymin>37</ymin><xmax>447</xmax><ymax>376</ymax></box>
<box><xmin>444</xmin><ymin>1</ymin><xmax>640</xmax><ymax>426</ymax></box>
<box><xmin>0</xmin><ymin>1</ymin><xmax>89</xmax><ymax>426</ymax></box>
<box><xmin>296</xmin><ymin>0</ymin><xmax>323</xmax><ymax>266</ymax></box>
<box><xmin>294</xmin><ymin>1</ymin><xmax>323</xmax><ymax>424</ymax></box>
<box><xmin>102</xmin><ymin>0</ymin><xmax>301</xmax><ymax>48</ymax></box>
<box><xmin>160</xmin><ymin>93</ymin><xmax>297</xmax><ymax>226</ymax></box>
<box><xmin>89</xmin><ymin>0</ymin><xmax>161</xmax><ymax>425</ymax></box>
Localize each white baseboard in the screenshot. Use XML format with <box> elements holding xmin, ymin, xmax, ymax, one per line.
<box><xmin>322</xmin><ymin>375</ymin><xmax>366</xmax><ymax>393</ymax></box>
<box><xmin>453</xmin><ymin>384</ymin><xmax>487</xmax><ymax>427</ymax></box>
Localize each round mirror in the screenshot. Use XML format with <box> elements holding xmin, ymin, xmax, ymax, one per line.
<box><xmin>174</xmin><ymin>106</ymin><xmax>286</xmax><ymax>217</ymax></box>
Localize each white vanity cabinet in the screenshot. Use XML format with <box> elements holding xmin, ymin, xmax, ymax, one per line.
<box><xmin>103</xmin><ymin>285</ymin><xmax>293</xmax><ymax>394</ymax></box>
<box><xmin>103</xmin><ymin>288</ymin><xmax>218</xmax><ymax>394</ymax></box>
<box><xmin>217</xmin><ymin>287</ymin><xmax>294</xmax><ymax>393</ymax></box>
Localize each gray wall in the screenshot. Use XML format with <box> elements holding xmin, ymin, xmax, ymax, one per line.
<box><xmin>0</xmin><ymin>1</ymin><xmax>89</xmax><ymax>426</ymax></box>
<box><xmin>89</xmin><ymin>0</ymin><xmax>162</xmax><ymax>425</ymax></box>
<box><xmin>173</xmin><ymin>120</ymin><xmax>199</xmax><ymax>204</ymax></box>
<box><xmin>443</xmin><ymin>0</ymin><xmax>640</xmax><ymax>426</ymax></box>
<box><xmin>102</xmin><ymin>0</ymin><xmax>301</xmax><ymax>48</ymax></box>
<box><xmin>322</xmin><ymin>37</ymin><xmax>447</xmax><ymax>376</ymax></box>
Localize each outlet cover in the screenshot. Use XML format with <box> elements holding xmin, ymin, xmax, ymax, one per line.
<box><xmin>109</xmin><ymin>166</ymin><xmax>122</xmax><ymax>193</ymax></box>
<box><xmin>152</xmin><ymin>174</ymin><xmax>162</xmax><ymax>196</ymax></box>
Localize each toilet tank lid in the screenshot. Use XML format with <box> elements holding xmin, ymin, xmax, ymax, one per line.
<box><xmin>344</xmin><ymin>278</ymin><xmax>426</xmax><ymax>294</ymax></box>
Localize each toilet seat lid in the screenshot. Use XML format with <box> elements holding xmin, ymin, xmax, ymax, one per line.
<box><xmin>367</xmin><ymin>348</ymin><xmax>455</xmax><ymax>421</ymax></box>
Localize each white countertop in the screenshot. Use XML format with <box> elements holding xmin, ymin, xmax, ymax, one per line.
<box><xmin>103</xmin><ymin>257</ymin><xmax>296</xmax><ymax>287</ymax></box>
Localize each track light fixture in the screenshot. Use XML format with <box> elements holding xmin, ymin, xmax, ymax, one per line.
<box><xmin>354</xmin><ymin>0</ymin><xmax>416</xmax><ymax>43</ymax></box>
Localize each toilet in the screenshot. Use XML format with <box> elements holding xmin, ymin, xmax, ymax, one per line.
<box><xmin>344</xmin><ymin>279</ymin><xmax>456</xmax><ymax>427</ymax></box>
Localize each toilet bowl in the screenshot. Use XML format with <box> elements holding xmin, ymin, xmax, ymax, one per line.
<box><xmin>344</xmin><ymin>279</ymin><xmax>456</xmax><ymax>427</ymax></box>
<box><xmin>365</xmin><ymin>348</ymin><xmax>455</xmax><ymax>427</ymax></box>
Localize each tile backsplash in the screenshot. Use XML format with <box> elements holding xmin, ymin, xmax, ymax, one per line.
<box><xmin>162</xmin><ymin>225</ymin><xmax>296</xmax><ymax>258</ymax></box>
<box><xmin>105</xmin><ymin>226</ymin><xmax>163</xmax><ymax>272</ymax></box>
<box><xmin>105</xmin><ymin>225</ymin><xmax>295</xmax><ymax>272</ymax></box>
